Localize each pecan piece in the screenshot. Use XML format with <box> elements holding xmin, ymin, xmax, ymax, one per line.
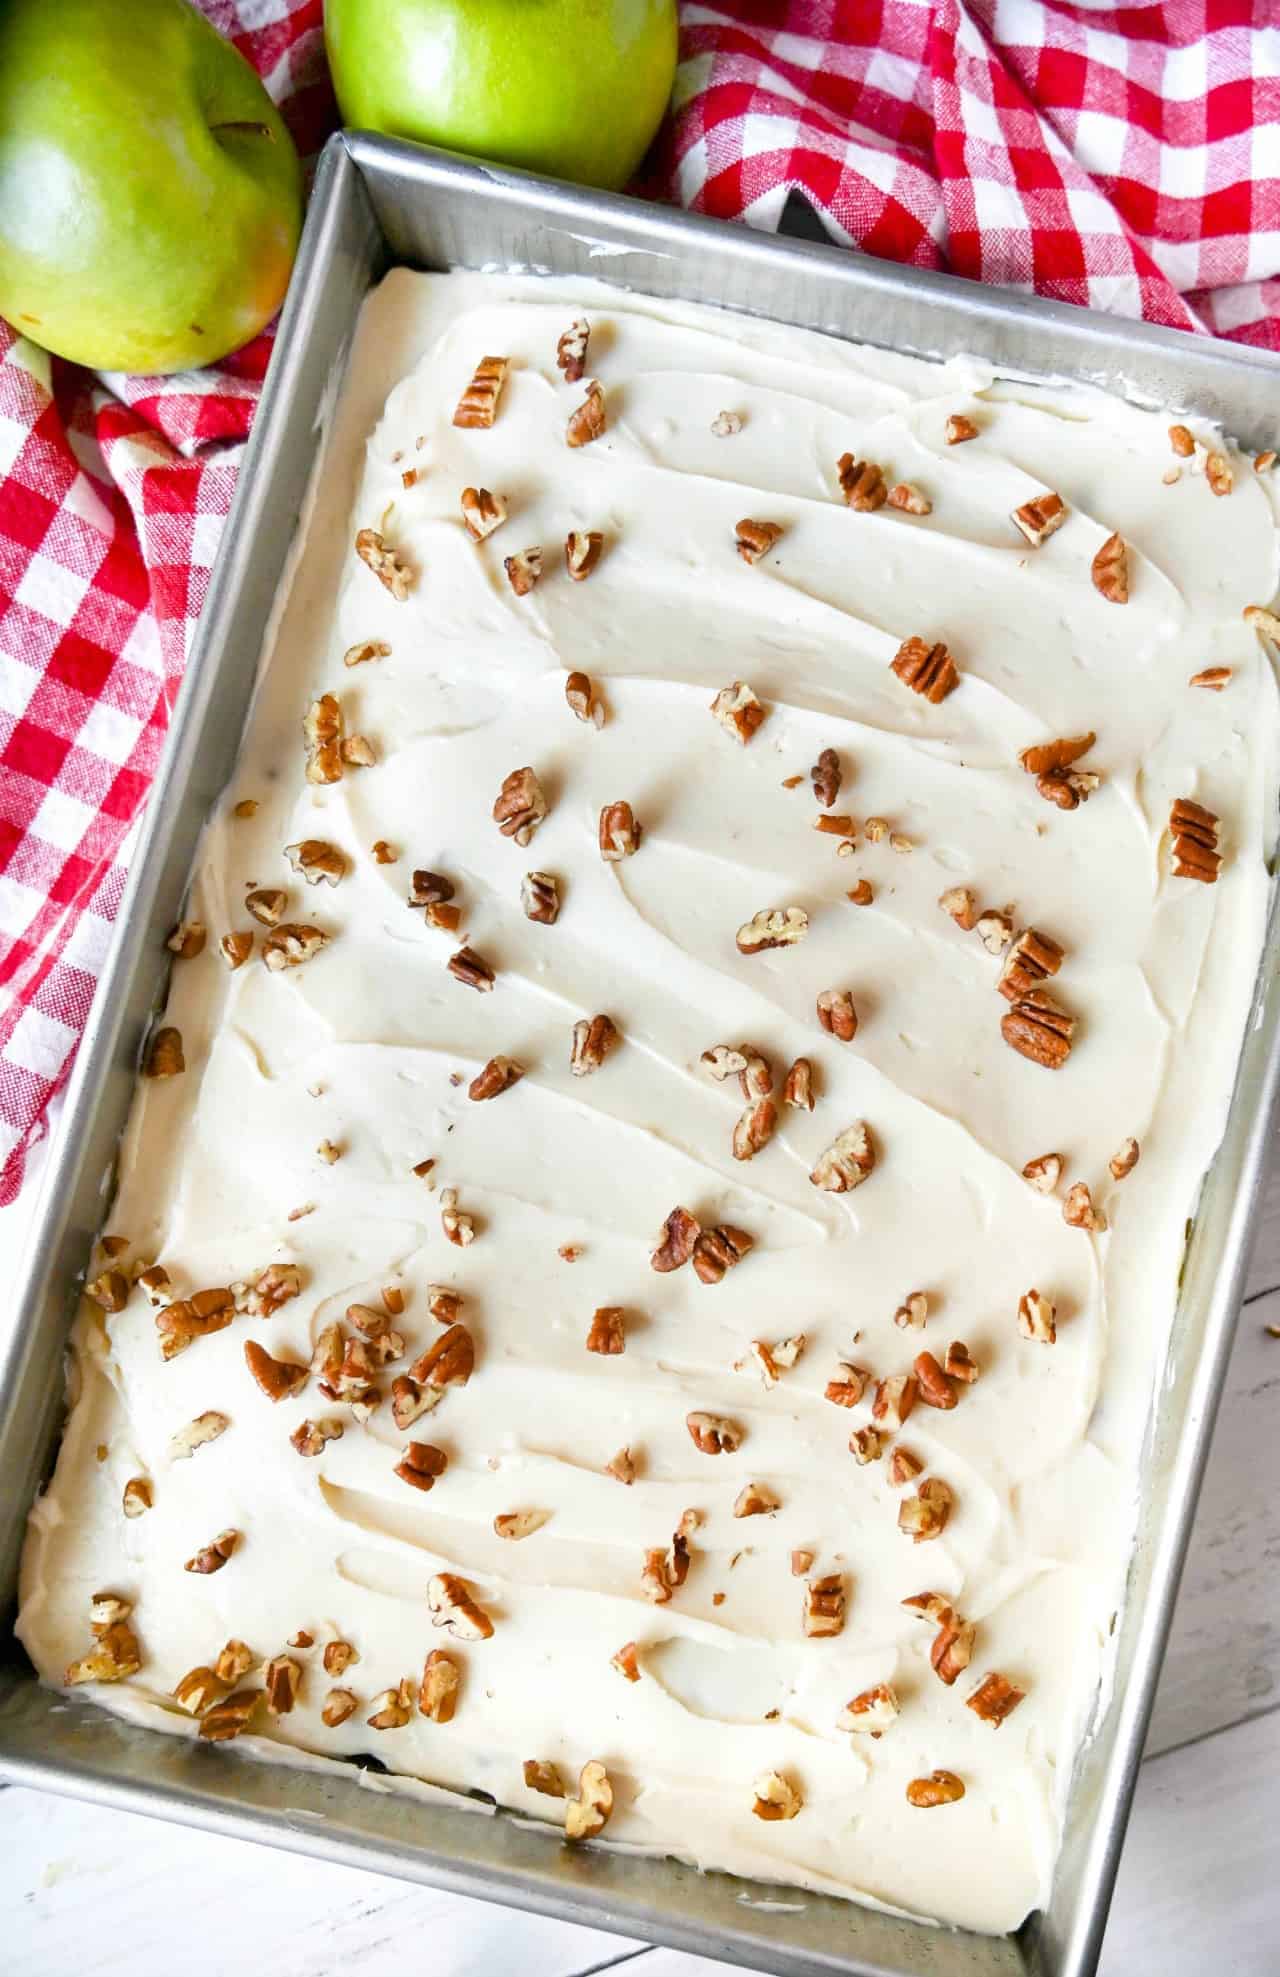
<box><xmin>321</xmin><ymin>1688</ymin><xmax>358</xmax><ymax>1728</ymax></box>
<box><xmin>167</xmin><ymin>920</ymin><xmax>205</xmax><ymax>959</ymax></box>
<box><xmin>87</xmin><ymin>1269</ymin><xmax>128</xmax><ymax>1314</ymax></box>
<box><xmin>816</xmin><ymin>988</ymin><xmax>858</xmax><ymax>1041</ymax></box>
<box><xmin>453</xmin><ymin>355</ymin><xmax>508</xmax><ymax>428</ymax></box>
<box><xmin>606</xmin><ymin>1446</ymin><xmax>636</xmax><ymax>1485</ymax></box>
<box><xmin>967</xmin><ymin>1672</ymin><xmax>1027</xmax><ymax>1726</ymax></box>
<box><xmin>1244</xmin><ymin>603</ymin><xmax>1280</xmax><ymax>643</ymax></box>
<box><xmin>1170</xmin><ymin>796</ymin><xmax>1221</xmax><ymax>882</ymax></box>
<box><xmin>791</xmin><ymin>1549</ymin><xmax>813</xmax><ymax>1576</ymax></box>
<box><xmin>1002</xmin><ymin>991</ymin><xmax>1075</xmax><ymax>1068</ymax></box>
<box><xmin>122</xmin><ymin>1476</ymin><xmax>152</xmax><ymax>1517</ymax></box>
<box><xmin>839</xmin><ymin>1684</ymin><xmax>900</xmax><ymax>1737</ymax></box>
<box><xmin>286</xmin><ymin>839</ymin><xmax>346</xmax><ymax>887</ymax></box>
<box><xmin>343</xmin><ymin>637</ymin><xmax>390</xmax><ymax>667</ymax></box>
<box><xmin>711</xmin><ymin>409</ymin><xmax>743</xmax><ymax>436</ymax></box>
<box><xmin>803</xmin><ymin>1573</ymin><xmax>846</xmax><ymax>1638</ymax></box>
<box><xmin>428</xmin><ymin>1573</ymin><xmax>494</xmax><ymax>1642</ymax></box>
<box><xmin>185</xmin><ymin>1528</ymin><xmax>240</xmax><ymax>1575</ymax></box>
<box><xmin>571</xmin><ymin>1013</ymin><xmax>619</xmax><ymax>1076</ymax></box>
<box><xmin>408</xmin><ymin>869</ymin><xmax>455</xmax><ymax>909</ymax></box>
<box><xmin>469</xmin><ymin>1054</ymin><xmax>524</xmax><ymax>1101</ymax></box>
<box><xmin>1169</xmin><ymin>424</ymin><xmax>1195</xmax><ymax>457</ymax></box>
<box><xmin>945</xmin><ymin>413</ymin><xmax>978</xmax><ymax>444</ymax></box>
<box><xmin>686</xmin><ymin>1411</ymin><xmax>743</xmax><ymax>1454</ymax></box>
<box><xmin>932</xmin><ymin>1616</ymin><xmax>976</xmax><ymax>1686</ymax></box>
<box><xmin>691</xmin><ymin>1223</ymin><xmax>753</xmax><ymax>1284</ymax></box>
<box><xmin>143</xmin><ymin>1026</ymin><xmax>184</xmax><ymax>1079</ymax></box>
<box><xmin>155</xmin><ymin>1286</ymin><xmax>234</xmax><ymax>1361</ymax></box>
<box><xmin>810</xmin><ymin>1120</ymin><xmax>875</xmax><ymax>1193</ymax></box>
<box><xmin>440</xmin><ymin>1187</ymin><xmax>475</xmax><ymax>1247</ymax></box>
<box><xmin>244</xmin><ymin>1339</ymin><xmax>308</xmax><ymax>1403</ymax></box>
<box><xmin>1019</xmin><ymin>732</ymin><xmax>1096</xmax><ymax>777</ymax></box>
<box><xmin>872</xmin><ymin>1372</ymin><xmax>917</xmax><ymax>1432</ymax></box>
<box><xmin>172</xmin><ymin>1666</ymin><xmax>228</xmax><ymax>1715</ymax></box>
<box><xmin>198</xmin><ymin>1690</ymin><xmax>261</xmax><ymax>1742</ymax></box>
<box><xmin>367</xmin><ymin>1680</ymin><xmax>414</xmax><ymax>1731</ymax></box>
<box><xmin>810</xmin><ymin>747</ymin><xmax>841</xmax><ymax>806</ymax></box>
<box><xmin>524</xmin><ymin>1758</ymin><xmax>565</xmax><ymax>1797</ymax></box>
<box><xmin>1012</xmin><ymin>491</ymin><xmax>1068</xmax><ymax>546</ymax></box>
<box><xmin>945</xmin><ymin>1341</ymin><xmax>978</xmax><ymax>1384</ymax></box>
<box><xmin>1110</xmin><ymin>1137</ymin><xmax>1140</xmax><ymax>1180</ymax></box>
<box><xmin>291</xmin><ymin>1417</ymin><xmax>344</xmax><ymax>1457</ymax></box>
<box><xmin>651</xmin><ymin>1205</ymin><xmax>700</xmax><ymax>1272</ymax></box>
<box><xmin>493</xmin><ymin>766</ymin><xmax>548</xmax><ymax>846</ymax></box>
<box><xmin>732</xmin><ymin>1096</ymin><xmax>777</xmax><ymax>1161</ymax></box>
<box><xmin>914</xmin><ymin>1350</ymin><xmax>956</xmax><ymax>1412</ymax></box>
<box><xmin>494</xmin><ymin>1508</ymin><xmax>552</xmax><ymax>1541</ymax></box>
<box><xmin>556</xmin><ymin>317</ymin><xmax>590</xmax><ymax>382</ymax></box>
<box><xmin>1190</xmin><ymin>666</ymin><xmax>1232</xmax><ymax>690</ymax></box>
<box><xmin>907</xmin><ymin>1769</ymin><xmax>965</xmax><ymax>1807</ymax></box>
<box><xmin>888</xmin><ymin>482</ymin><xmax>932</xmax><ymax>514</ymax></box>
<box><xmin>461</xmin><ymin>486</ymin><xmax>508</xmax><ymax>540</ymax></box>
<box><xmin>64</xmin><ymin>1616</ymin><xmax>142</xmax><ymax>1686</ymax></box>
<box><xmin>1022</xmin><ymin>1151</ymin><xmax>1062</xmax><ymax>1193</ymax></box>
<box><xmin>836</xmin><ymin>454</ymin><xmax>886</xmax><ymax>510</ymax></box>
<box><xmin>783</xmin><ymin>1057</ymin><xmax>815</xmax><ymax>1110</ymax></box>
<box><xmin>447</xmin><ymin>946</ymin><xmax>495</xmax><ymax>992</ymax></box>
<box><xmin>976</xmin><ymin>908</ymin><xmax>1014</xmax><ymax>955</ymax></box>
<box><xmin>599</xmin><ymin>800</ymin><xmax>641</xmax><ymax>860</ymax></box>
<box><xmin>734</xmin><ymin>1482</ymin><xmax>779</xmax><ymax>1517</ymax></box>
<box><xmin>735</xmin><ymin>518</ymin><xmax>783</xmax><ymax>564</ymax></box>
<box><xmin>890</xmin><ymin>635</ymin><xmax>959</xmax><ymax>703</ymax></box>
<box><xmin>1091</xmin><ymin>531</ymin><xmax>1129</xmax><ymax>603</ymax></box>
<box><xmin>245</xmin><ymin>887</ymin><xmax>287</xmax><ymax>928</ymax></box>
<box><xmin>262</xmin><ymin>924</ymin><xmax>329</xmax><ymax>971</ymax></box>
<box><xmin>564</xmin><ymin>530</ymin><xmax>603</xmax><ymax>580</ymax></box>
<box><xmin>355</xmin><ymin>527</ymin><xmax>412</xmax><ymax>599</ymax></box>
<box><xmin>395</xmin><ymin>1442</ymin><xmax>449</xmax><ymax>1492</ymax></box>
<box><xmin>168</xmin><ymin>1410</ymin><xmax>229</xmax><ymax>1460</ymax></box>
<box><xmin>888</xmin><ymin>1445</ymin><xmax>923</xmax><ymax>1487</ymax></box>
<box><xmin>565</xmin><ymin>670</ymin><xmax>603</xmax><ymax>727</ymax></box>
<box><xmin>752</xmin><ymin>1771</ymin><xmax>802</xmax><ymax>1821</ymax></box>
<box><xmin>565</xmin><ymin>381</ymin><xmax>606</xmax><ymax>448</ymax></box>
<box><xmin>898</xmin><ymin>1478</ymin><xmax>952</xmax><ymax>1542</ymax></box>
<box><xmin>894</xmin><ymin>1291</ymin><xmax>929</xmax><ymax>1331</ymax></box>
<box><xmin>411</xmin><ymin>1322</ymin><xmax>475</xmax><ymax>1390</ymax></box>
<box><xmin>521</xmin><ymin>871</ymin><xmax>560</xmax><ymax>923</ymax></box>
<box><xmin>736</xmin><ymin>905</ymin><xmax>808</xmax><ymax>953</ymax></box>
<box><xmin>220</xmin><ymin>930</ymin><xmax>253</xmax><ymax>969</ymax></box>
<box><xmin>263</xmin><ymin>1655</ymin><xmax>302</xmax><ymax>1716</ymax></box>
<box><xmin>586</xmin><ymin>1307</ymin><xmax>625</xmax><ymax>1355</ymax></box>
<box><xmin>504</xmin><ymin>547</ymin><xmax>542</xmax><ymax>595</ymax></box>
<box><xmin>1063</xmin><ymin>1181</ymin><xmax>1107</xmax><ymax>1232</ymax></box>
<box><xmin>847</xmin><ymin>878</ymin><xmax>874</xmax><ymax>905</ymax></box>
<box><xmin>824</xmin><ymin>1364</ymin><xmax>867</xmax><ymax>1408</ymax></box>
<box><xmin>938</xmin><ymin>886</ymin><xmax>978</xmax><ymax>930</ymax></box>
<box><xmin>1018</xmin><ymin>1288</ymin><xmax>1056</xmax><ymax>1343</ymax></box>
<box><xmin>611</xmin><ymin>1641</ymin><xmax>641</xmax><ymax>1682</ymax></box>
<box><xmin>234</xmin><ymin>1262</ymin><xmax>301</xmax><ymax>1318</ymax></box>
<box><xmin>564</xmin><ymin>1760</ymin><xmax>613</xmax><ymax>1839</ymax></box>
<box><xmin>998</xmin><ymin>927</ymin><xmax>1064</xmax><ymax>1003</ymax></box>
<box><xmin>711</xmin><ymin>679</ymin><xmax>767</xmax><ymax>743</ymax></box>
<box><xmin>1206</xmin><ymin>451</ymin><xmax>1233</xmax><ymax>496</ymax></box>
<box><xmin>849</xmin><ymin>1425</ymin><xmax>882</xmax><ymax>1464</ymax></box>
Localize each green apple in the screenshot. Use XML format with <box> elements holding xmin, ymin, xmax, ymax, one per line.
<box><xmin>326</xmin><ymin>0</ymin><xmax>677</xmax><ymax>191</ymax></box>
<box><xmin>0</xmin><ymin>0</ymin><xmax>303</xmax><ymax>374</ymax></box>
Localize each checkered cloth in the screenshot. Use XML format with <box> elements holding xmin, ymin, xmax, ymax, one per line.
<box><xmin>2</xmin><ymin>1</ymin><xmax>1277</xmax><ymax>1203</ymax></box>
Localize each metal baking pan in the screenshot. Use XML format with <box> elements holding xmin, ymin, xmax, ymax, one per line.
<box><xmin>3</xmin><ymin>131</ymin><xmax>1279</xmax><ymax>1977</ymax></box>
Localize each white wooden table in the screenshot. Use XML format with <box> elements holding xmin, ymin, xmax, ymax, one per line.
<box><xmin>5</xmin><ymin>1114</ymin><xmax>1277</xmax><ymax>1976</ymax></box>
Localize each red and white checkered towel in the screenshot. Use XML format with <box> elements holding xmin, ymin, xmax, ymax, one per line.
<box><xmin>2</xmin><ymin>0</ymin><xmax>1277</xmax><ymax>1203</ymax></box>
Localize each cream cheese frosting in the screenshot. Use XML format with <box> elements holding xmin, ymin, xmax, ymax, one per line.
<box><xmin>18</xmin><ymin>270</ymin><xmax>1280</xmax><ymax>1936</ymax></box>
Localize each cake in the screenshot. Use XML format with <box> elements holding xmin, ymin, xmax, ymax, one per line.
<box><xmin>18</xmin><ymin>271</ymin><xmax>1280</xmax><ymax>1935</ymax></box>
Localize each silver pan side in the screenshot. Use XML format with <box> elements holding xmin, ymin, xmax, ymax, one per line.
<box><xmin>2</xmin><ymin>132</ymin><xmax>1278</xmax><ymax>1977</ymax></box>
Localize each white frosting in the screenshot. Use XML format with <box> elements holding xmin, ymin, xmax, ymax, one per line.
<box><xmin>19</xmin><ymin>272</ymin><xmax>1279</xmax><ymax>1936</ymax></box>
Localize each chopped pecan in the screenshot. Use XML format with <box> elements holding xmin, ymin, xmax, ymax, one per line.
<box><xmin>898</xmin><ymin>1478</ymin><xmax>953</xmax><ymax>1542</ymax></box>
<box><xmin>1169</xmin><ymin>423</ymin><xmax>1195</xmax><ymax>457</ymax></box>
<box><xmin>816</xmin><ymin>988</ymin><xmax>858</xmax><ymax>1041</ymax></box>
<box><xmin>571</xmin><ymin>1013</ymin><xmax>620</xmax><ymax>1076</ymax></box>
<box><xmin>263</xmin><ymin>1655</ymin><xmax>301</xmax><ymax>1715</ymax></box>
<box><xmin>611</xmin><ymin>1641</ymin><xmax>641</xmax><ymax>1682</ymax></box>
<box><xmin>1110</xmin><ymin>1136</ymin><xmax>1140</xmax><ymax>1180</ymax></box>
<box><xmin>586</xmin><ymin>1307</ymin><xmax>625</xmax><ymax>1355</ymax></box>
<box><xmin>320</xmin><ymin>1640</ymin><xmax>356</xmax><ymax>1678</ymax></box>
<box><xmin>87</xmin><ymin>1269</ymin><xmax>128</xmax><ymax>1313</ymax></box>
<box><xmin>520</xmin><ymin>870</ymin><xmax>560</xmax><ymax>924</ymax></box>
<box><xmin>691</xmin><ymin>1223</ymin><xmax>753</xmax><ymax>1284</ymax></box>
<box><xmin>710</xmin><ymin>679</ymin><xmax>767</xmax><ymax>745</ymax></box>
<box><xmin>887</xmin><ymin>1445</ymin><xmax>923</xmax><ymax>1487</ymax></box>
<box><xmin>836</xmin><ymin>454</ymin><xmax>886</xmax><ymax>510</ymax></box>
<box><xmin>599</xmin><ymin>799</ymin><xmax>641</xmax><ymax>860</ymax></box>
<box><xmin>220</xmin><ymin>931</ymin><xmax>253</xmax><ymax>969</ymax></box>
<box><xmin>122</xmin><ymin>1476</ymin><xmax>152</xmax><ymax>1517</ymax></box>
<box><xmin>185</xmin><ymin>1528</ymin><xmax>240</xmax><ymax>1575</ymax></box>
<box><xmin>701</xmin><ymin>1043</ymin><xmax>771</xmax><ymax>1097</ymax></box>
<box><xmin>214</xmin><ymin>1639</ymin><xmax>253</xmax><ymax>1683</ymax></box>
<box><xmin>1019</xmin><ymin>732</ymin><xmax>1096</xmax><ymax>778</ymax></box>
<box><xmin>457</xmin><ymin>486</ymin><xmax>506</xmax><ymax>543</ymax></box>
<box><xmin>494</xmin><ymin>1508</ymin><xmax>552</xmax><ymax>1541</ymax></box>
<box><xmin>1063</xmin><ymin>1181</ymin><xmax>1106</xmax><ymax>1232</ymax></box>
<box><xmin>712</xmin><ymin>409</ymin><xmax>744</xmax><ymax>436</ymax></box>
<box><xmin>411</xmin><ymin>1321</ymin><xmax>475</xmax><ymax>1390</ymax></box>
<box><xmin>143</xmin><ymin>1026</ymin><xmax>184</xmax><ymax>1079</ymax></box>
<box><xmin>523</xmin><ymin>1758</ymin><xmax>565</xmax><ymax>1797</ymax></box>
<box><xmin>1018</xmin><ymin>1288</ymin><xmax>1056</xmax><ymax>1343</ymax></box>
<box><xmin>734</xmin><ymin>1482</ymin><xmax>780</xmax><ymax>1517</ymax></box>
<box><xmin>1037</xmin><ymin>767</ymin><xmax>1100</xmax><ymax>810</ymax></box>
<box><xmin>783</xmin><ymin>1057</ymin><xmax>815</xmax><ymax>1110</ymax></box>
<box><xmin>168</xmin><ymin>1410</ymin><xmax>229</xmax><ymax>1460</ymax></box>
<box><xmin>447</xmin><ymin>946</ymin><xmax>496</xmax><ymax>992</ymax></box>
<box><xmin>824</xmin><ymin>1364</ymin><xmax>868</xmax><ymax>1408</ymax></box>
<box><xmin>344</xmin><ymin>637</ymin><xmax>390</xmax><ymax>667</ymax></box>
<box><xmin>932</xmin><ymin>1615</ymin><xmax>976</xmax><ymax>1685</ymax></box>
<box><xmin>155</xmin><ymin>1287</ymin><xmax>234</xmax><ymax>1361</ymax></box>
<box><xmin>1012</xmin><ymin>491</ymin><xmax>1068</xmax><ymax>546</ymax></box>
<box><xmin>291</xmin><ymin>1417</ymin><xmax>344</xmax><ymax>1457</ymax></box>
<box><xmin>1256</xmin><ymin>449</ymin><xmax>1277</xmax><ymax>473</ymax></box>
<box><xmin>945</xmin><ymin>413</ymin><xmax>978</xmax><ymax>444</ymax></box>
<box><xmin>810</xmin><ymin>1119</ymin><xmax>875</xmax><ymax>1193</ymax></box>
<box><xmin>976</xmin><ymin>909</ymin><xmax>1014</xmax><ymax>956</ymax></box>
<box><xmin>564</xmin><ymin>670</ymin><xmax>604</xmax><ymax>731</ymax></box>
<box><xmin>285</xmin><ymin>839</ymin><xmax>346</xmax><ymax>889</ymax></box>
<box><xmin>244</xmin><ymin>1339</ymin><xmax>308</xmax><ymax>1403</ymax></box>
<box><xmin>894</xmin><ymin>1291</ymin><xmax>929</xmax><ymax>1331</ymax></box>
<box><xmin>1091</xmin><ymin>531</ymin><xmax>1129</xmax><ymax>603</ymax></box>
<box><xmin>167</xmin><ymin>920</ymin><xmax>206</xmax><ymax>959</ymax></box>
<box><xmin>64</xmin><ymin>1615</ymin><xmax>142</xmax><ymax>1686</ymax></box>
<box><xmin>262</xmin><ymin>924</ymin><xmax>329</xmax><ymax>971</ymax></box>
<box><xmin>735</xmin><ymin>519</ymin><xmax>783</xmax><ymax>564</ymax></box>
<box><xmin>561</xmin><ymin>535</ymin><xmax>606</xmax><ymax>591</ymax></box>
<box><xmin>198</xmin><ymin>1689</ymin><xmax>261</xmax><ymax>1742</ymax></box>
<box><xmin>1206</xmin><ymin>451</ymin><xmax>1233</xmax><ymax>496</ymax></box>
<box><xmin>752</xmin><ymin>1771</ymin><xmax>802</xmax><ymax>1821</ymax></box>
<box><xmin>235</xmin><ymin>1262</ymin><xmax>302</xmax><ymax>1318</ymax></box>
<box><xmin>846</xmin><ymin>879</ymin><xmax>873</xmax><ymax>905</ymax></box>
<box><xmin>440</xmin><ymin>1187</ymin><xmax>476</xmax><ymax>1247</ymax></box>
<box><xmin>810</xmin><ymin>747</ymin><xmax>842</xmax><ymax>808</ymax></box>
<box><xmin>428</xmin><ymin>1573</ymin><xmax>494</xmax><ymax>1642</ymax></box>
<box><xmin>1244</xmin><ymin>603</ymin><xmax>1280</xmax><ymax>643</ymax></box>
<box><xmin>245</xmin><ymin>887</ymin><xmax>287</xmax><ymax>928</ymax></box>
<box><xmin>395</xmin><ymin>1442</ymin><xmax>448</xmax><ymax>1492</ymax></box>
<box><xmin>849</xmin><ymin>1425</ymin><xmax>883</xmax><ymax>1463</ymax></box>
<box><xmin>687</xmin><ymin>1410</ymin><xmax>743</xmax><ymax>1454</ymax></box>
<box><xmin>1169</xmin><ymin>796</ymin><xmax>1221</xmax><ymax>882</ymax></box>
<box><xmin>232</xmin><ymin>798</ymin><xmax>258</xmax><ymax>818</ymax></box>
<box><xmin>888</xmin><ymin>482</ymin><xmax>932</xmax><ymax>514</ymax></box>
<box><xmin>408</xmin><ymin>869</ymin><xmax>456</xmax><ymax>912</ymax></box>
<box><xmin>891</xmin><ymin>635</ymin><xmax>959</xmax><ymax>703</ymax></box>
<box><xmin>732</xmin><ymin>1096</ymin><xmax>777</xmax><ymax>1161</ymax></box>
<box><xmin>88</xmin><ymin>1592</ymin><xmax>133</xmax><ymax>1632</ymax></box>
<box><xmin>172</xmin><ymin>1666</ymin><xmax>228</xmax><ymax>1715</ymax></box>
<box><xmin>967</xmin><ymin>1672</ymin><xmax>1027</xmax><ymax>1725</ymax></box>
<box><xmin>790</xmin><ymin>1549</ymin><xmax>814</xmax><ymax>1576</ymax></box>
<box><xmin>469</xmin><ymin>1054</ymin><xmax>525</xmax><ymax>1101</ymax></box>
<box><xmin>556</xmin><ymin>317</ymin><xmax>590</xmax><ymax>382</ymax></box>
<box><xmin>839</xmin><ymin>1683</ymin><xmax>900</xmax><ymax>1738</ymax></box>
<box><xmin>303</xmin><ymin>692</ymin><xmax>343</xmax><ymax>785</ymax></box>
<box><xmin>651</xmin><ymin>1206</ymin><xmax>700</xmax><ymax>1273</ymax></box>
<box><xmin>945</xmin><ymin>1341</ymin><xmax>978</xmax><ymax>1384</ymax></box>
<box><xmin>388</xmin><ymin>1377</ymin><xmax>433</xmax><ymax>1431</ymax></box>
<box><xmin>1189</xmin><ymin>666</ymin><xmax>1232</xmax><ymax>690</ymax></box>
<box><xmin>321</xmin><ymin>1688</ymin><xmax>358</xmax><ymax>1728</ymax></box>
<box><xmin>136</xmin><ymin>1265</ymin><xmax>171</xmax><ymax>1306</ymax></box>
<box><xmin>355</xmin><ymin>527</ymin><xmax>413</xmax><ymax>599</ymax></box>
<box><xmin>493</xmin><ymin>766</ymin><xmax>548</xmax><ymax>846</ymax></box>
<box><xmin>872</xmin><ymin>1372</ymin><xmax>917</xmax><ymax>1431</ymax></box>
<box><xmin>1002</xmin><ymin>991</ymin><xmax>1075</xmax><ymax>1068</ymax></box>
<box><xmin>565</xmin><ymin>379</ymin><xmax>606</xmax><ymax>448</ymax></box>
<box><xmin>453</xmin><ymin>355</ymin><xmax>508</xmax><ymax>428</ymax></box>
<box><xmin>504</xmin><ymin>547</ymin><xmax>543</xmax><ymax>595</ymax></box>
<box><xmin>367</xmin><ymin>1680</ymin><xmax>414</xmax><ymax>1731</ymax></box>
<box><xmin>1022</xmin><ymin>1151</ymin><xmax>1062</xmax><ymax>1193</ymax></box>
<box><xmin>736</xmin><ymin>905</ymin><xmax>808</xmax><ymax>953</ymax></box>
<box><xmin>907</xmin><ymin>1769</ymin><xmax>965</xmax><ymax>1808</ymax></box>
<box><xmin>938</xmin><ymin>886</ymin><xmax>978</xmax><ymax>930</ymax></box>
<box><xmin>998</xmin><ymin>928</ymin><xmax>1064</xmax><ymax>1003</ymax></box>
<box><xmin>804</xmin><ymin>1573</ymin><xmax>846</xmax><ymax>1638</ymax></box>
<box><xmin>564</xmin><ymin>1760</ymin><xmax>612</xmax><ymax>1839</ymax></box>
